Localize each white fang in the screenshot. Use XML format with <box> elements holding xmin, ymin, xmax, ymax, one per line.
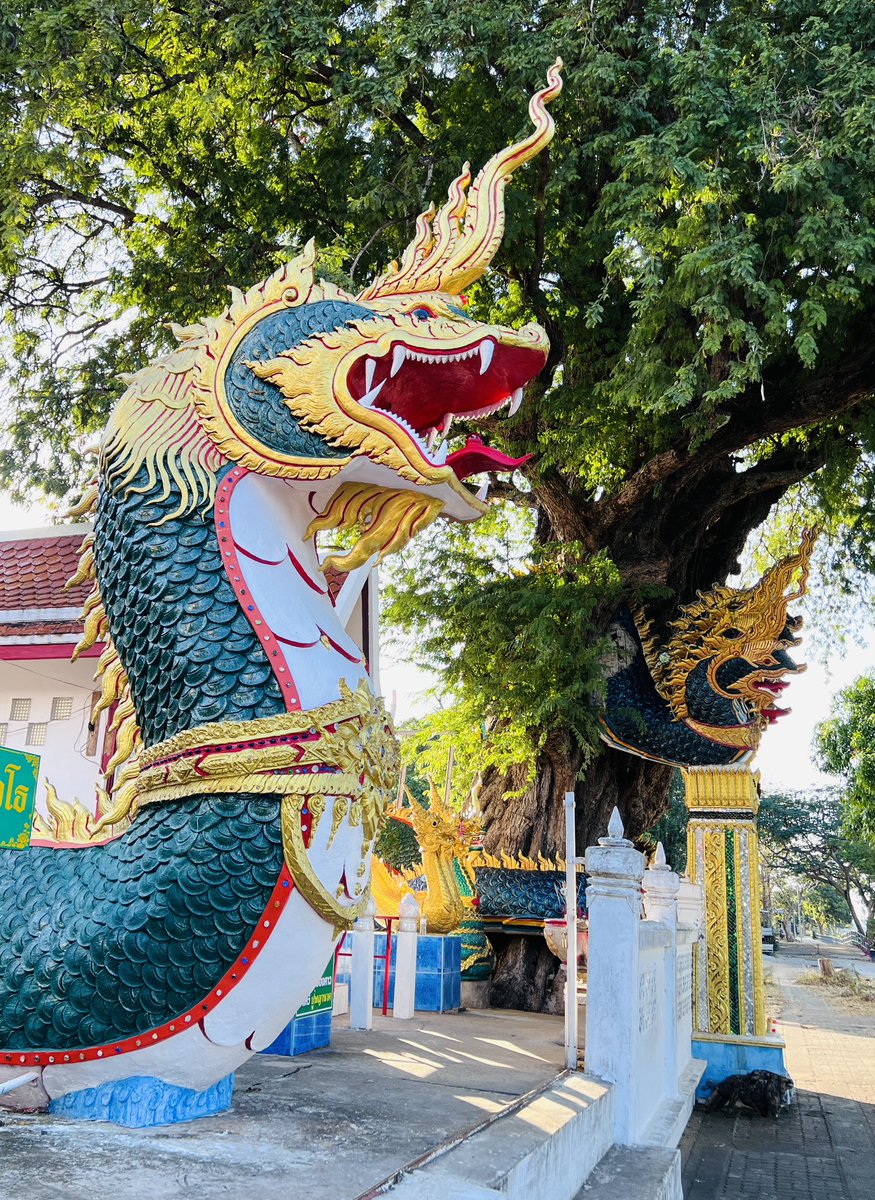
<box><xmin>359</xmin><ymin>379</ymin><xmax>386</xmax><ymax>408</ymax></box>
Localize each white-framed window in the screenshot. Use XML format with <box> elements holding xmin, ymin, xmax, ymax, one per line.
<box><xmin>26</xmin><ymin>722</ymin><xmax>47</xmax><ymax>747</ymax></box>
<box><xmin>51</xmin><ymin>696</ymin><xmax>74</xmax><ymax>721</ymax></box>
<box><xmin>0</xmin><ymin>722</ymin><xmax>7</xmax><ymax>745</ymax></box>
<box><xmin>10</xmin><ymin>698</ymin><xmax>30</xmax><ymax>722</ymax></box>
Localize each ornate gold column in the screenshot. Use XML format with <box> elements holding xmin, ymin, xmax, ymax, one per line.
<box><xmin>683</xmin><ymin>764</ymin><xmax>766</xmax><ymax>1038</ymax></box>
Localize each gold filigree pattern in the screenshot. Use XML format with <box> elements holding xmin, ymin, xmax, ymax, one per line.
<box><xmin>360</xmin><ymin>60</ymin><xmax>563</xmax><ymax>300</ymax></box>
<box><xmin>703</xmin><ymin>829</ymin><xmax>731</xmax><ymax>1035</ymax></box>
<box><xmin>682</xmin><ymin>764</ymin><xmax>761</xmax><ymax>812</ymax></box>
<box><xmin>136</xmin><ymin>680</ymin><xmax>396</xmax><ymax>818</ymax></box>
<box><xmin>306</xmin><ymin>482</ymin><xmax>443</xmax><ymax>572</ymax></box>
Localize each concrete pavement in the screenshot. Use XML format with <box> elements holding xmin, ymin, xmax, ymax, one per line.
<box><xmin>0</xmin><ymin>1008</ymin><xmax>566</xmax><ymax>1200</ymax></box>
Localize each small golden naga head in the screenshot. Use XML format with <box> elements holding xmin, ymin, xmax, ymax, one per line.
<box><xmin>644</xmin><ymin>530</ymin><xmax>817</xmax><ymax>755</ymax></box>
<box><xmin>601</xmin><ymin>531</ymin><xmax>818</xmax><ymax>767</ymax></box>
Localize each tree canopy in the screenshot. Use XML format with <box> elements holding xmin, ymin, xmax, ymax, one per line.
<box><xmin>3</xmin><ymin>1</ymin><xmax>875</xmax><ymax>855</ymax></box>
<box><xmin>759</xmin><ymin>789</ymin><xmax>875</xmax><ymax>938</ymax></box>
<box><xmin>815</xmin><ymin>673</ymin><xmax>875</xmax><ymax>837</ymax></box>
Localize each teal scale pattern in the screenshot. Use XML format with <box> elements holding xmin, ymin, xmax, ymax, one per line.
<box><xmin>0</xmin><ymin>469</ymin><xmax>292</xmax><ymax>1050</ymax></box>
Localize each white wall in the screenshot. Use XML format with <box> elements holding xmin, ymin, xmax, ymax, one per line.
<box><xmin>0</xmin><ymin>656</ymin><xmax>107</xmax><ymax>819</ymax></box>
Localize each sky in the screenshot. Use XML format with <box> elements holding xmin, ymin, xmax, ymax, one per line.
<box><xmin>4</xmin><ymin>490</ymin><xmax>870</xmax><ymax>793</ymax></box>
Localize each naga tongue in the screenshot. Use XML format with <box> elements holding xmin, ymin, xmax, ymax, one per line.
<box><xmin>446</xmin><ymin>436</ymin><xmax>533</xmax><ymax>481</ymax></box>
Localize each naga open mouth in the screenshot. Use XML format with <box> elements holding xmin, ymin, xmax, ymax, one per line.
<box><xmin>346</xmin><ymin>333</ymin><xmax>546</xmax><ymax>483</ymax></box>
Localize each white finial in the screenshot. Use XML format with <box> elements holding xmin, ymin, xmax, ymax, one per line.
<box><xmin>654</xmin><ymin>841</ymin><xmax>667</xmax><ymax>868</ymax></box>
<box><xmin>365</xmin><ymin>895</ymin><xmax>377</xmax><ymax>918</ymax></box>
<box><xmin>598</xmin><ymin>805</ymin><xmax>632</xmax><ymax>848</ymax></box>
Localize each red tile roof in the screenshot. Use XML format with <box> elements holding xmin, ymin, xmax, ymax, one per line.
<box><xmin>0</xmin><ymin>532</ymin><xmax>91</xmax><ymax>612</ymax></box>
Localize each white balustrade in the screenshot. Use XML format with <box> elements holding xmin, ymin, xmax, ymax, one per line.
<box><xmin>393</xmin><ymin>893</ymin><xmax>420</xmax><ymax>1019</ymax></box>
<box><xmin>583</xmin><ymin>809</ymin><xmax>703</xmax><ymax>1147</ymax></box>
<box><xmin>350</xmin><ymin>896</ymin><xmax>377</xmax><ymax>1031</ymax></box>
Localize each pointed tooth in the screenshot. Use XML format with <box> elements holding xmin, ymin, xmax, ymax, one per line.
<box><xmin>359</xmin><ymin>378</ymin><xmax>386</xmax><ymax>408</ymax></box>
<box><xmin>364</xmin><ymin>358</ymin><xmax>376</xmax><ymax>391</ymax></box>
<box><xmin>391</xmin><ymin>345</ymin><xmax>406</xmax><ymax>377</ymax></box>
<box><xmin>427</xmin><ymin>427</ymin><xmax>439</xmax><ymax>450</ymax></box>
<box><xmin>476</xmin><ymin>480</ymin><xmax>490</xmax><ymax>502</ymax></box>
<box><xmin>443</xmin><ymin>414</ymin><xmax>454</xmax><ymax>438</ymax></box>
<box><xmin>434</xmin><ymin>440</ymin><xmax>449</xmax><ymax>465</ymax></box>
<box><xmin>508</xmin><ymin>387</ymin><xmax>524</xmax><ymax>417</ymax></box>
<box><xmin>479</xmin><ymin>340</ymin><xmax>494</xmax><ymax>375</ymax></box>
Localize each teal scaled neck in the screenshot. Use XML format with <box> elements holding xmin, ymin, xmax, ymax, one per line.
<box><xmin>94</xmin><ymin>464</ymin><xmax>285</xmax><ymax>746</ymax></box>
<box><xmin>0</xmin><ymin>466</ymin><xmax>291</xmax><ymax>1052</ymax></box>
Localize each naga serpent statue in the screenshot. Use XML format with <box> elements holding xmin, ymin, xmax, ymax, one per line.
<box><xmin>0</xmin><ymin>63</ymin><xmax>563</xmax><ymax>1121</ymax></box>
<box><xmin>599</xmin><ymin>531</ymin><xmax>816</xmax><ymax>768</ymax></box>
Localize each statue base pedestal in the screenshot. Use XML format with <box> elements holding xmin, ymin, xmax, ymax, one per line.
<box><xmin>48</xmin><ymin>1072</ymin><xmax>234</xmax><ymax>1126</ymax></box>
<box><xmin>375</xmin><ymin>932</ymin><xmax>462</xmax><ymax>1012</ymax></box>
<box><xmin>692</xmin><ymin>1033</ymin><xmax>789</xmax><ymax>1101</ymax></box>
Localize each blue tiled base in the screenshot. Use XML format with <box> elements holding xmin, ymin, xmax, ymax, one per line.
<box><xmin>693</xmin><ymin>1035</ymin><xmax>790</xmax><ymax>1101</ymax></box>
<box><xmin>368</xmin><ymin>933</ymin><xmax>461</xmax><ymax>1012</ymax></box>
<box><xmin>261</xmin><ymin>1009</ymin><xmax>333</xmax><ymax>1057</ymax></box>
<box><xmin>48</xmin><ymin>1073</ymin><xmax>234</xmax><ymax>1127</ymax></box>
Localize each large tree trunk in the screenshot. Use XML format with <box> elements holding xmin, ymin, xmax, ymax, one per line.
<box><xmin>478</xmin><ymin>731</ymin><xmax>672</xmax><ymax>1011</ymax></box>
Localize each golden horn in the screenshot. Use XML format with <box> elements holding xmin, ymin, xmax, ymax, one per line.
<box><xmin>360</xmin><ymin>59</ymin><xmax>563</xmax><ymax>300</ymax></box>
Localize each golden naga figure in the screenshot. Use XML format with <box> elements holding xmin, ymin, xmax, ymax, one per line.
<box><xmin>0</xmin><ymin>63</ymin><xmax>563</xmax><ymax>1123</ymax></box>
<box><xmin>372</xmin><ymin>782</ymin><xmax>477</xmax><ymax>935</ymax></box>
<box><xmin>600</xmin><ymin>530</ymin><xmax>817</xmax><ymax>766</ymax></box>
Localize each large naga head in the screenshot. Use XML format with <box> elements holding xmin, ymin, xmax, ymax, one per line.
<box><xmin>99</xmin><ymin>62</ymin><xmax>563</xmax><ymax>573</ymax></box>
<box><xmin>599</xmin><ymin>531</ymin><xmax>817</xmax><ymax>767</ymax></box>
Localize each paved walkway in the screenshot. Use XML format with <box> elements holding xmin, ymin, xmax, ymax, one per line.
<box><xmin>681</xmin><ymin>946</ymin><xmax>875</xmax><ymax>1199</ymax></box>
<box><xmin>0</xmin><ymin>1008</ymin><xmax>565</xmax><ymax>1200</ymax></box>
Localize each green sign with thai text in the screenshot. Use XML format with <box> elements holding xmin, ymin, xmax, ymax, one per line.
<box><xmin>296</xmin><ymin>958</ymin><xmax>334</xmax><ymax>1017</ymax></box>
<box><xmin>0</xmin><ymin>746</ymin><xmax>39</xmax><ymax>850</ymax></box>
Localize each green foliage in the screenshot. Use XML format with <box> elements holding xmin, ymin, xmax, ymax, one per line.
<box><xmin>759</xmin><ymin>788</ymin><xmax>875</xmax><ymax>937</ymax></box>
<box><xmin>384</xmin><ymin>501</ymin><xmax>622</xmax><ymax>788</ymax></box>
<box><xmin>4</xmin><ymin>2</ymin><xmax>875</xmax><ymax>815</ymax></box>
<box><xmin>815</xmin><ymin>674</ymin><xmax>875</xmax><ymax>835</ymax></box>
<box><xmin>802</xmin><ymin>882</ymin><xmax>851</xmax><ymax>933</ymax></box>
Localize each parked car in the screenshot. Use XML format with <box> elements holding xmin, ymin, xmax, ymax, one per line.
<box><xmin>761</xmin><ymin>911</ymin><xmax>777</xmax><ymax>955</ymax></box>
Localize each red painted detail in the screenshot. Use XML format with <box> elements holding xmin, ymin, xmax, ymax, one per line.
<box><xmin>214</xmin><ymin>468</ymin><xmax>303</xmax><ymax>713</ymax></box>
<box><xmin>345</xmin><ymin>338</ymin><xmax>547</xmax><ymax>449</ymax></box>
<box><xmin>287</xmin><ymin>546</ymin><xmax>328</xmax><ymax>595</ymax></box>
<box><xmin>0</xmin><ymin>642</ymin><xmax>104</xmax><ymax>660</ymax></box>
<box><xmin>275</xmin><ymin>633</ymin><xmax>321</xmax><ymax>649</ymax></box>
<box><xmin>234</xmin><ymin>544</ymin><xmax>284</xmax><ymax>567</ymax></box>
<box><xmin>2</xmin><ymin>868</ymin><xmax>297</xmax><ymax>1068</ymax></box>
<box><xmin>318</xmin><ymin>629</ymin><xmax>361</xmax><ymax>664</ymax></box>
<box><xmin>445</xmin><ymin>437</ymin><xmax>533</xmax><ymax>481</ymax></box>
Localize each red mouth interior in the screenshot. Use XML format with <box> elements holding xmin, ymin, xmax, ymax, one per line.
<box><xmin>347</xmin><ymin>337</ymin><xmax>546</xmax><ymax>482</ymax></box>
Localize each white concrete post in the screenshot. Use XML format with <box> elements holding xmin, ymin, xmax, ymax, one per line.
<box><xmin>584</xmin><ymin>807</ymin><xmax>646</xmax><ymax>1146</ymax></box>
<box><xmin>393</xmin><ymin>893</ymin><xmax>420</xmax><ymax>1020</ymax></box>
<box><xmin>564</xmin><ymin>790</ymin><xmax>579</xmax><ymax>1070</ymax></box>
<box><xmin>643</xmin><ymin>842</ymin><xmax>682</xmax><ymax>1099</ymax></box>
<box><xmin>350</xmin><ymin>896</ymin><xmax>377</xmax><ymax>1031</ymax></box>
<box><xmin>677</xmin><ymin>877</ymin><xmax>705</xmax><ymax>933</ymax></box>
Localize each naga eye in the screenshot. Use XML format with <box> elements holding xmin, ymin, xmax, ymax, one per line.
<box><xmin>412</xmin><ymin>306</ymin><xmax>434</xmax><ymax>320</ymax></box>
